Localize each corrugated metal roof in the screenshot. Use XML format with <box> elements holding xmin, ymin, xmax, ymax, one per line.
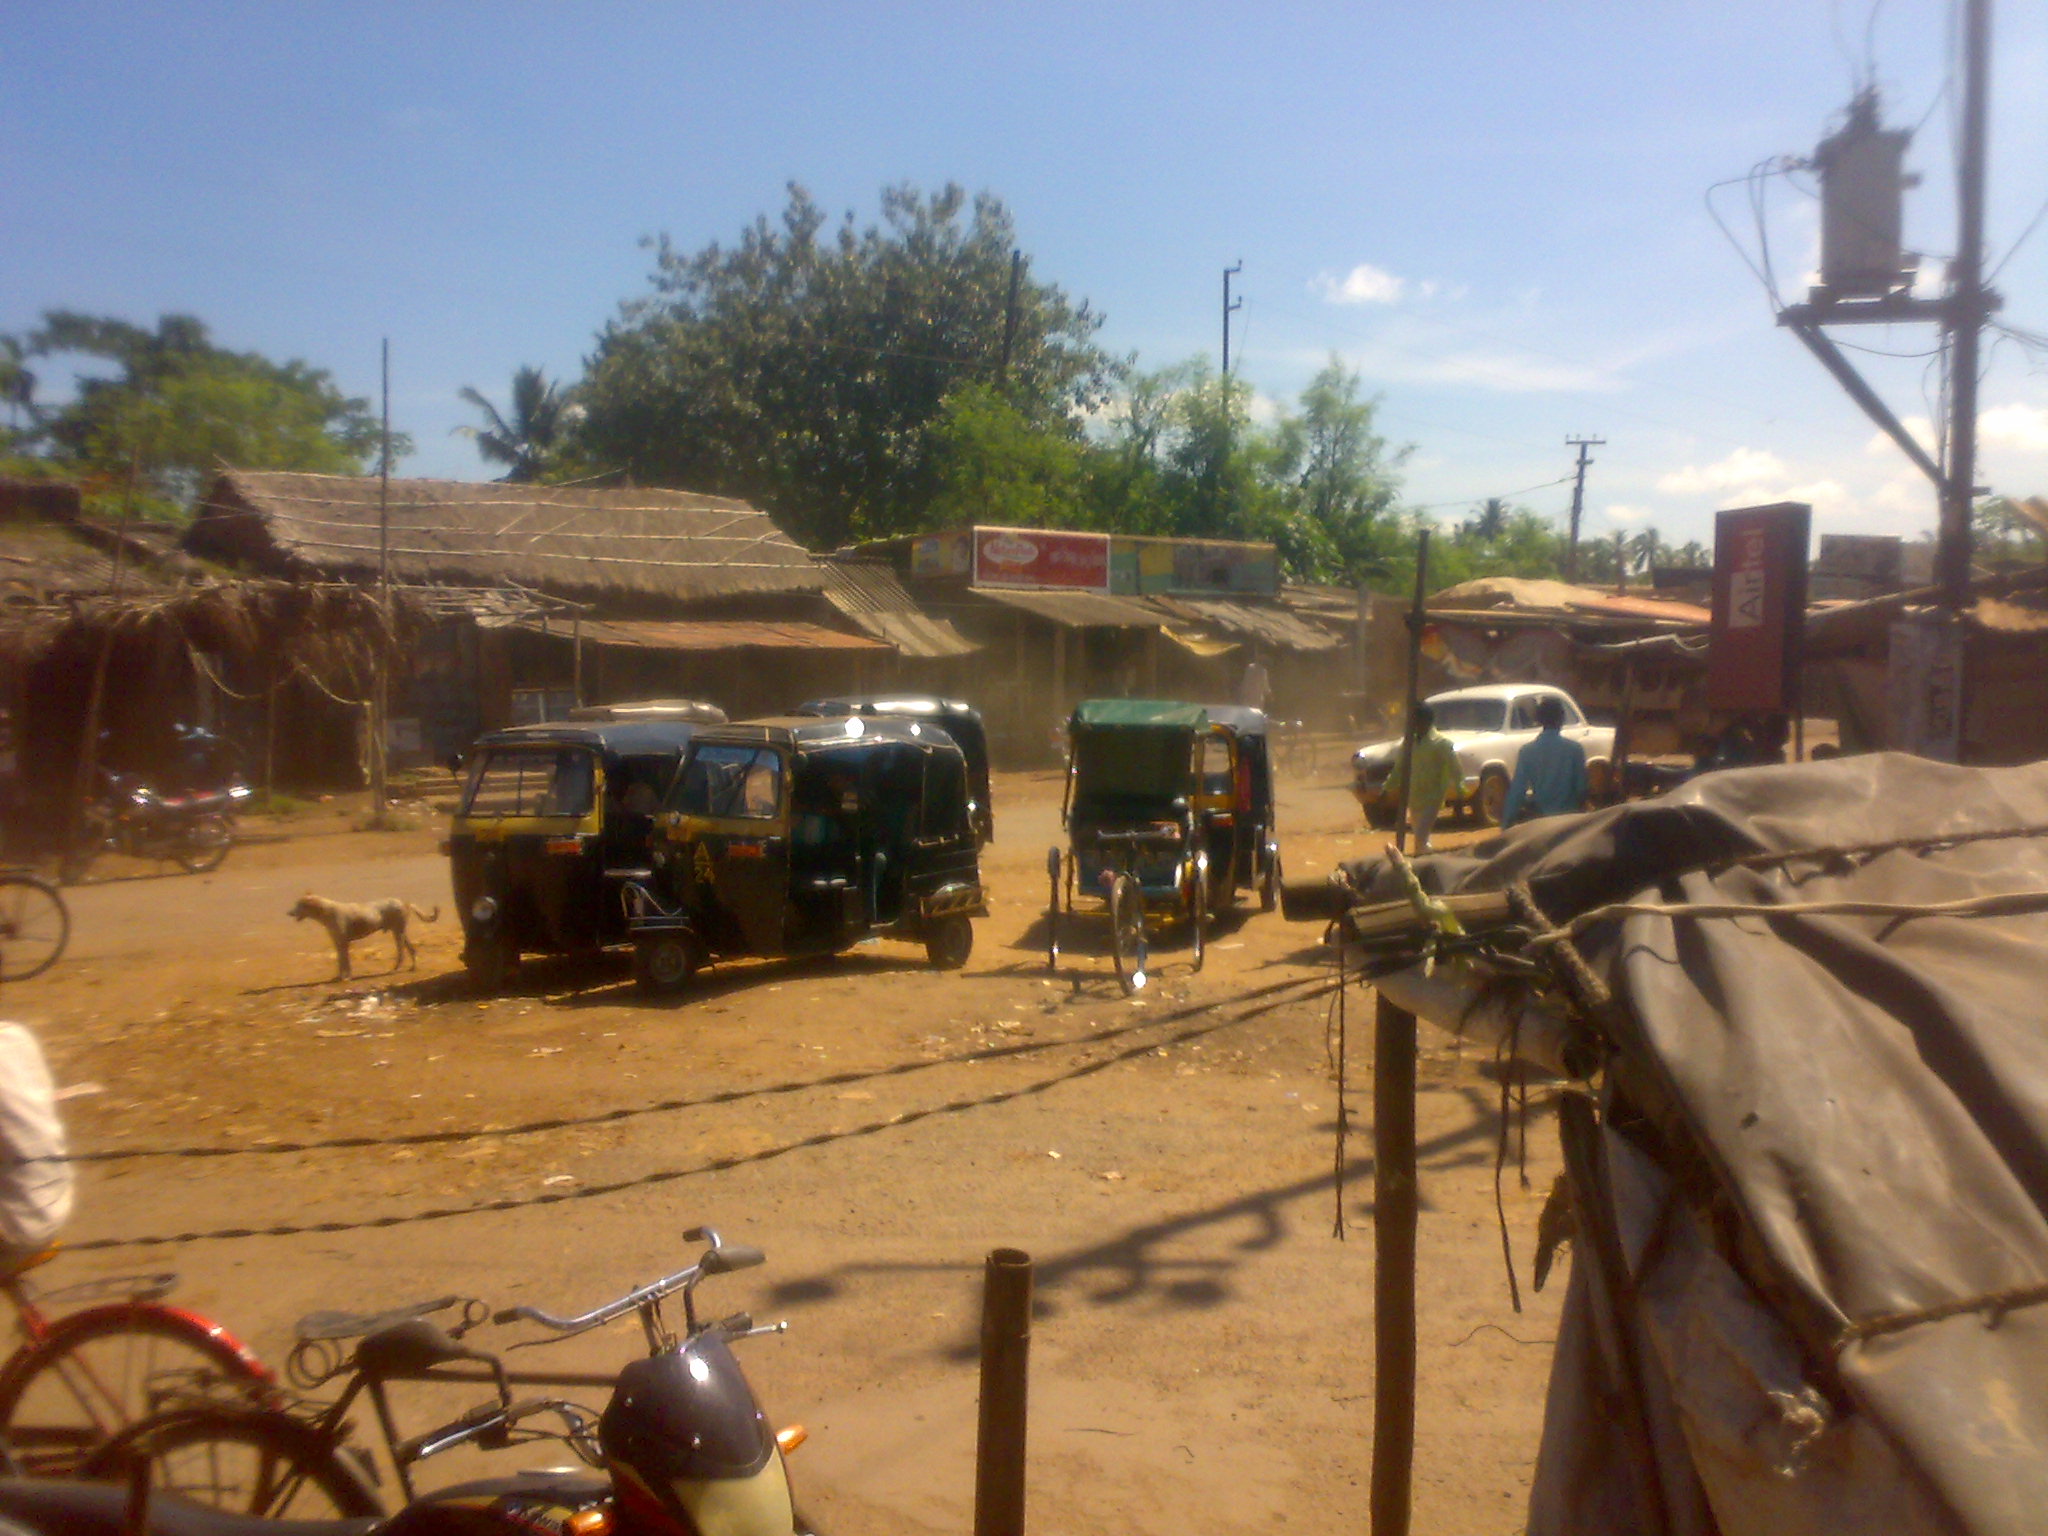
<box><xmin>968</xmin><ymin>586</ymin><xmax>1164</xmax><ymax>629</ymax></box>
<box><xmin>1429</xmin><ymin>576</ymin><xmax>1711</xmax><ymax>626</ymax></box>
<box><xmin>1148</xmin><ymin>595</ymin><xmax>1343</xmax><ymax>652</ymax></box>
<box><xmin>518</xmin><ymin>617</ymin><xmax>889</xmax><ymax>653</ymax></box>
<box><xmin>820</xmin><ymin>560</ymin><xmax>980</xmax><ymax>658</ymax></box>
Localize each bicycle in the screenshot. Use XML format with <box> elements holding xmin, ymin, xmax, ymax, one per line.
<box><xmin>80</xmin><ymin>1230</ymin><xmax>815</xmax><ymax>1533</ymax></box>
<box><xmin>0</xmin><ymin>873</ymin><xmax>67</xmax><ymax>983</ymax></box>
<box><xmin>81</xmin><ymin>1291</ymin><xmax>611</xmax><ymax>1519</ymax></box>
<box><xmin>0</xmin><ymin>1243</ymin><xmax>270</xmax><ymax>1478</ymax></box>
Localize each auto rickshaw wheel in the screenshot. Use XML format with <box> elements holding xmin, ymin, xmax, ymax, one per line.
<box><xmin>924</xmin><ymin>913</ymin><xmax>974</xmax><ymax>972</ymax></box>
<box><xmin>1108</xmin><ymin>874</ymin><xmax>1147</xmax><ymax>995</ymax></box>
<box><xmin>1186</xmin><ymin>850</ymin><xmax>1209</xmax><ymax>973</ymax></box>
<box><xmin>633</xmin><ymin>933</ymin><xmax>700</xmax><ymax>996</ymax></box>
<box><xmin>464</xmin><ymin>935</ymin><xmax>518</xmax><ymax>993</ymax></box>
<box><xmin>1259</xmin><ymin>847</ymin><xmax>1282</xmax><ymax>912</ymax></box>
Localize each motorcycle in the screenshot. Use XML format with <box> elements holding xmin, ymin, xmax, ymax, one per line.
<box><xmin>0</xmin><ymin>1227</ymin><xmax>817</xmax><ymax>1536</ymax></box>
<box><xmin>60</xmin><ymin>770</ymin><xmax>250</xmax><ymax>885</ymax></box>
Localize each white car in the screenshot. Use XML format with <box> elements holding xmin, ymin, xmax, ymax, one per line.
<box><xmin>1351</xmin><ymin>684</ymin><xmax>1614</xmax><ymax>828</ymax></box>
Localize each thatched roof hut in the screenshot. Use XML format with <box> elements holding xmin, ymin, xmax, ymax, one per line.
<box><xmin>185</xmin><ymin>470</ymin><xmax>824</xmax><ymax>607</ymax></box>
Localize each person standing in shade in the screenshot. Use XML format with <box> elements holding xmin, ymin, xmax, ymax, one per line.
<box><xmin>1238</xmin><ymin>652</ymin><xmax>1272</xmax><ymax>713</ymax></box>
<box><xmin>1500</xmin><ymin>694</ymin><xmax>1588</xmax><ymax>829</ymax></box>
<box><xmin>1387</xmin><ymin>702</ymin><xmax>1461</xmax><ymax>853</ymax></box>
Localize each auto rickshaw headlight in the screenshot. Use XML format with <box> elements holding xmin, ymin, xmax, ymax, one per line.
<box><xmin>470</xmin><ymin>895</ymin><xmax>499</xmax><ymax>925</ymax></box>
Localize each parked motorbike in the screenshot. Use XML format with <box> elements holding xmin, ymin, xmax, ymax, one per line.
<box><xmin>0</xmin><ymin>1227</ymin><xmax>816</xmax><ymax>1536</ymax></box>
<box><xmin>60</xmin><ymin>770</ymin><xmax>250</xmax><ymax>884</ymax></box>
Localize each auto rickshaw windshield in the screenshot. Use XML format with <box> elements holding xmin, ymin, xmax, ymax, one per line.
<box><xmin>673</xmin><ymin>743</ymin><xmax>783</xmax><ymax>819</ymax></box>
<box><xmin>463</xmin><ymin>747</ymin><xmax>597</xmax><ymax>817</ymax></box>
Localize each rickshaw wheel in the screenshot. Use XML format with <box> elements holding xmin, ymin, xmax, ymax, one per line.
<box><xmin>1186</xmin><ymin>850</ymin><xmax>1209</xmax><ymax>973</ymax></box>
<box><xmin>924</xmin><ymin>913</ymin><xmax>974</xmax><ymax>971</ymax></box>
<box><xmin>1044</xmin><ymin>847</ymin><xmax>1063</xmax><ymax>972</ymax></box>
<box><xmin>1259</xmin><ymin>847</ymin><xmax>1282</xmax><ymax>912</ymax></box>
<box><xmin>1109</xmin><ymin>875</ymin><xmax>1147</xmax><ymax>995</ymax></box>
<box><xmin>634</xmin><ymin>934</ymin><xmax>699</xmax><ymax>996</ymax></box>
<box><xmin>464</xmin><ymin>936</ymin><xmax>518</xmax><ymax>993</ymax></box>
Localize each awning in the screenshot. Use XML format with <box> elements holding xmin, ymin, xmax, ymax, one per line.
<box><xmin>1148</xmin><ymin>595</ymin><xmax>1343</xmax><ymax>652</ymax></box>
<box><xmin>821</xmin><ymin>561</ymin><xmax>980</xmax><ymax>658</ymax></box>
<box><xmin>968</xmin><ymin>586</ymin><xmax>1165</xmax><ymax>629</ymax></box>
<box><xmin>516</xmin><ymin>618</ymin><xmax>889</xmax><ymax>653</ymax></box>
<box><xmin>1160</xmin><ymin>626</ymin><xmax>1240</xmax><ymax>658</ymax></box>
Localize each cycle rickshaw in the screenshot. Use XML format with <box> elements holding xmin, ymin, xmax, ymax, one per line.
<box><xmin>1046</xmin><ymin>700</ymin><xmax>1283</xmax><ymax>993</ymax></box>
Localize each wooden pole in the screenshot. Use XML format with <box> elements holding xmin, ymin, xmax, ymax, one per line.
<box><xmin>369</xmin><ymin>338</ymin><xmax>391</xmax><ymax>820</ymax></box>
<box><xmin>974</xmin><ymin>1248</ymin><xmax>1033</xmax><ymax>1536</ymax></box>
<box><xmin>1392</xmin><ymin>530</ymin><xmax>1430</xmax><ymax>855</ymax></box>
<box><xmin>70</xmin><ymin>432</ymin><xmax>142</xmax><ymax>858</ymax></box>
<box><xmin>1371</xmin><ymin>993</ymin><xmax>1419</xmax><ymax>1536</ymax></box>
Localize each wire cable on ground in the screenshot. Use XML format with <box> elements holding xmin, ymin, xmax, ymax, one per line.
<box><xmin>51</xmin><ymin>974</ymin><xmax>1327</xmax><ymax>1166</ymax></box>
<box><xmin>61</xmin><ymin>977</ymin><xmax>1336</xmax><ymax>1251</ymax></box>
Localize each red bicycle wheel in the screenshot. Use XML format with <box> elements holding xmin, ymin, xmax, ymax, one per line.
<box><xmin>0</xmin><ymin>1303</ymin><xmax>270</xmax><ymax>1478</ymax></box>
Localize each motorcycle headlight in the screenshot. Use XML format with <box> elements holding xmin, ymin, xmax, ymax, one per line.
<box><xmin>470</xmin><ymin>896</ymin><xmax>499</xmax><ymax>925</ymax></box>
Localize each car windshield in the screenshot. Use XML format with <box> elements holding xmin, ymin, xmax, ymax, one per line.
<box><xmin>1429</xmin><ymin>698</ymin><xmax>1510</xmax><ymax>734</ymax></box>
<box><xmin>463</xmin><ymin>747</ymin><xmax>596</xmax><ymax>818</ymax></box>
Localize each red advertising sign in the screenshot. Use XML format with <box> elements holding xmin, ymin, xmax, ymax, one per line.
<box><xmin>972</xmin><ymin>526</ymin><xmax>1111</xmax><ymax>591</ymax></box>
<box><xmin>1707</xmin><ymin>503</ymin><xmax>1811</xmax><ymax>712</ymax></box>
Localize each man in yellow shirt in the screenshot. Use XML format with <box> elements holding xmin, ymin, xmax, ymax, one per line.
<box><xmin>1387</xmin><ymin>703</ymin><xmax>1461</xmax><ymax>853</ymax></box>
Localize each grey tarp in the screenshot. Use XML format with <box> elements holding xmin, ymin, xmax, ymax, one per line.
<box><xmin>1348</xmin><ymin>752</ymin><xmax>2048</xmax><ymax>1536</ymax></box>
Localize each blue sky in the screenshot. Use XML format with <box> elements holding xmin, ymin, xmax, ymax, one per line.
<box><xmin>6</xmin><ymin>1</ymin><xmax>2045</xmax><ymax>551</ymax></box>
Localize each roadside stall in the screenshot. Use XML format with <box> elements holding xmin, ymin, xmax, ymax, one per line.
<box><xmin>1293</xmin><ymin>753</ymin><xmax>2048</xmax><ymax>1535</ymax></box>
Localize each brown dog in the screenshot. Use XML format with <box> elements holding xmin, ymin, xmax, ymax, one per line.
<box><xmin>289</xmin><ymin>894</ymin><xmax>439</xmax><ymax>979</ymax></box>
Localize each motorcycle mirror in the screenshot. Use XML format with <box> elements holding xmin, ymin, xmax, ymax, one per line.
<box><xmin>701</xmin><ymin>1245</ymin><xmax>765</xmax><ymax>1276</ymax></box>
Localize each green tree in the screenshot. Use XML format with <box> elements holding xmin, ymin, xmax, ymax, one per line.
<box><xmin>1270</xmin><ymin>358</ymin><xmax>1407</xmax><ymax>581</ymax></box>
<box><xmin>5</xmin><ymin>312</ymin><xmax>397</xmax><ymax>517</ymax></box>
<box><xmin>1975</xmin><ymin>496</ymin><xmax>2047</xmax><ymax>570</ymax></box>
<box><xmin>457</xmin><ymin>366</ymin><xmax>567</xmax><ymax>482</ymax></box>
<box><xmin>572</xmin><ymin>183</ymin><xmax>1116</xmax><ymax>547</ymax></box>
<box><xmin>925</xmin><ymin>382</ymin><xmax>1091</xmax><ymax>529</ymax></box>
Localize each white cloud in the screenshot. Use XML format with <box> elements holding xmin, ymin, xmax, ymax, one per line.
<box><xmin>1655</xmin><ymin>448</ymin><xmax>1790</xmax><ymax>496</ymax></box>
<box><xmin>1313</xmin><ymin>264</ymin><xmax>1408</xmax><ymax>306</ymax></box>
<box><xmin>1421</xmin><ymin>351</ymin><xmax>1620</xmax><ymax>394</ymax></box>
<box><xmin>1980</xmin><ymin>403</ymin><xmax>2048</xmax><ymax>455</ymax></box>
<box><xmin>1603</xmin><ymin>504</ymin><xmax>1653</xmax><ymax>524</ymax></box>
<box><xmin>1865</xmin><ymin>416</ymin><xmax>1937</xmax><ymax>457</ymax></box>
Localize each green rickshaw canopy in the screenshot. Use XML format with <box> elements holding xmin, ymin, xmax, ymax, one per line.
<box><xmin>1068</xmin><ymin>699</ymin><xmax>1209</xmax><ymax>730</ymax></box>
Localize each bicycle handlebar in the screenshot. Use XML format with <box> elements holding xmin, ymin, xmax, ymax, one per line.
<box><xmin>492</xmin><ymin>1228</ymin><xmax>765</xmax><ymax>1336</ymax></box>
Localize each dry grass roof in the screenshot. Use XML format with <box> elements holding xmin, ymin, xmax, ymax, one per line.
<box><xmin>185</xmin><ymin>470</ymin><xmax>824</xmax><ymax>604</ymax></box>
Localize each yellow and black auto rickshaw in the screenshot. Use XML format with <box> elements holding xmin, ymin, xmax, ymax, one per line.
<box><xmin>623</xmin><ymin>716</ymin><xmax>986</xmax><ymax>995</ymax></box>
<box><xmin>447</xmin><ymin>718</ymin><xmax>708</xmax><ymax>988</ymax></box>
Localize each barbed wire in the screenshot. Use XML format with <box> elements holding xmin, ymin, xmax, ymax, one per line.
<box><xmin>61</xmin><ymin>974</ymin><xmax>1333</xmax><ymax>1251</ymax></box>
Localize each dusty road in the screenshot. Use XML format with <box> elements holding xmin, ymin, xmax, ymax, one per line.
<box><xmin>10</xmin><ymin>760</ymin><xmax>1565</xmax><ymax>1536</ymax></box>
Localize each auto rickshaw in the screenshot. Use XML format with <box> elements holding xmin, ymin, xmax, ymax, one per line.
<box><xmin>1198</xmin><ymin>704</ymin><xmax>1285</xmax><ymax>912</ymax></box>
<box><xmin>623</xmin><ymin>716</ymin><xmax>986</xmax><ymax>996</ymax></box>
<box><xmin>791</xmin><ymin>696</ymin><xmax>993</xmax><ymax>843</ymax></box>
<box><xmin>447</xmin><ymin>718</ymin><xmax>705</xmax><ymax>989</ymax></box>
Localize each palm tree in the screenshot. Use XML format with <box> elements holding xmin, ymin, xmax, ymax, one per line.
<box><xmin>456</xmin><ymin>366</ymin><xmax>565</xmax><ymax>482</ymax></box>
<box><xmin>1463</xmin><ymin>497</ymin><xmax>1510</xmax><ymax>542</ymax></box>
<box><xmin>1627</xmin><ymin>526</ymin><xmax>1665</xmax><ymax>576</ymax></box>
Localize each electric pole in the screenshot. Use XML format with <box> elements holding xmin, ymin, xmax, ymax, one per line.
<box><xmin>997</xmin><ymin>249</ymin><xmax>1023</xmax><ymax>387</ymax></box>
<box><xmin>1941</xmin><ymin>0</ymin><xmax>1991</xmax><ymax>610</ymax></box>
<box><xmin>1564</xmin><ymin>435</ymin><xmax>1605</xmax><ymax>583</ymax></box>
<box><xmin>371</xmin><ymin>338</ymin><xmax>391</xmax><ymax>824</ymax></box>
<box><xmin>1222</xmin><ymin>262</ymin><xmax>1243</xmax><ymax>374</ymax></box>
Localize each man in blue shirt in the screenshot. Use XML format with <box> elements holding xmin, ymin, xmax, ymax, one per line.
<box><xmin>1500</xmin><ymin>694</ymin><xmax>1587</xmax><ymax>829</ymax></box>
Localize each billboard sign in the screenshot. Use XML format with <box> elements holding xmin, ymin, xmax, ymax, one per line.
<box><xmin>972</xmin><ymin>526</ymin><xmax>1111</xmax><ymax>591</ymax></box>
<box><xmin>1707</xmin><ymin>503</ymin><xmax>1811</xmax><ymax>713</ymax></box>
<box><xmin>911</xmin><ymin>530</ymin><xmax>972</xmax><ymax>579</ymax></box>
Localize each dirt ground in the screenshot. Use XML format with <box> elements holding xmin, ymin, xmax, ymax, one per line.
<box><xmin>11</xmin><ymin>749</ymin><xmax>1566</xmax><ymax>1536</ymax></box>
